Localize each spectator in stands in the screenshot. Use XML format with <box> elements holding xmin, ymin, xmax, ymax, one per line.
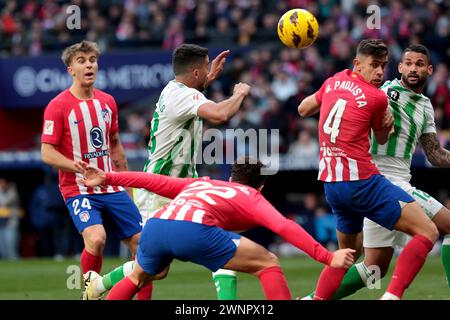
<box><xmin>286</xmin><ymin>130</ymin><xmax>319</xmax><ymax>170</ymax></box>
<box><xmin>0</xmin><ymin>178</ymin><xmax>21</xmax><ymax>260</ymax></box>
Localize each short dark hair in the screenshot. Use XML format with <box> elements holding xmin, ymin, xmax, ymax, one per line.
<box><xmin>231</xmin><ymin>156</ymin><xmax>267</xmax><ymax>189</ymax></box>
<box><xmin>356</xmin><ymin>39</ymin><xmax>388</xmax><ymax>58</ymax></box>
<box><xmin>172</xmin><ymin>44</ymin><xmax>209</xmax><ymax>76</ymax></box>
<box><xmin>402</xmin><ymin>44</ymin><xmax>431</xmax><ymax>64</ymax></box>
<box><xmin>61</xmin><ymin>40</ymin><xmax>100</xmax><ymax>67</ymax></box>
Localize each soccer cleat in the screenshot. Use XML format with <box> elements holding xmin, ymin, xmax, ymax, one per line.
<box><xmin>82</xmin><ymin>271</ymin><xmax>103</xmax><ymax>300</ymax></box>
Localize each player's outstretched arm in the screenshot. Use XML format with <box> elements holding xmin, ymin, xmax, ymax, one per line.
<box><xmin>76</xmin><ymin>161</ymin><xmax>195</xmax><ymax>199</ymax></box>
<box><xmin>298</xmin><ymin>94</ymin><xmax>320</xmax><ymax>117</ymax></box>
<box><xmin>420</xmin><ymin>133</ymin><xmax>450</xmax><ymax>168</ymax></box>
<box><xmin>205</xmin><ymin>50</ymin><xmax>230</xmax><ymax>88</ymax></box>
<box><xmin>275</xmin><ymin>219</ymin><xmax>354</xmax><ymax>268</ymax></box>
<box><xmin>75</xmin><ymin>161</ymin><xmax>106</xmax><ymax>186</ymax></box>
<box><xmin>329</xmin><ymin>248</ymin><xmax>355</xmax><ymax>269</ymax></box>
<box><xmin>197</xmin><ymin>82</ymin><xmax>251</xmax><ymax>124</ymax></box>
<box><xmin>250</xmin><ymin>197</ymin><xmax>354</xmax><ymax>268</ymax></box>
<box><xmin>41</xmin><ymin>143</ymin><xmax>79</xmax><ymax>173</ymax></box>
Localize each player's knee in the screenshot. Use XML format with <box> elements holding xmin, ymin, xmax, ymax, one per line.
<box><xmin>87</xmin><ymin>234</ymin><xmax>106</xmax><ymax>251</ymax></box>
<box><xmin>422</xmin><ymin>222</ymin><xmax>439</xmax><ymax>243</ymax></box>
<box><xmin>262</xmin><ymin>251</ymin><xmax>280</xmax><ymax>268</ymax></box>
<box><xmin>129</xmin><ymin>272</ymin><xmax>152</xmax><ymax>289</ymax></box>
<box><xmin>434</xmin><ymin>211</ymin><xmax>450</xmax><ymax>235</ymax></box>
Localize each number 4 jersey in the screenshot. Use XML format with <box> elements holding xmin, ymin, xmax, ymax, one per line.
<box><xmin>315</xmin><ymin>69</ymin><xmax>388</xmax><ymax>182</ymax></box>
<box><xmin>41</xmin><ymin>89</ymin><xmax>124</xmax><ymax>200</ymax></box>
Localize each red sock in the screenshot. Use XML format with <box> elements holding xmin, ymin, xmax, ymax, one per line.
<box><xmin>313</xmin><ymin>267</ymin><xmax>347</xmax><ymax>300</ymax></box>
<box><xmin>80</xmin><ymin>249</ymin><xmax>103</xmax><ymax>274</ymax></box>
<box><xmin>137</xmin><ymin>282</ymin><xmax>153</xmax><ymax>300</ymax></box>
<box><xmin>386</xmin><ymin>235</ymin><xmax>433</xmax><ymax>299</ymax></box>
<box><xmin>106</xmin><ymin>277</ymin><xmax>139</xmax><ymax>300</ymax></box>
<box><xmin>256</xmin><ymin>266</ymin><xmax>291</xmax><ymax>300</ymax></box>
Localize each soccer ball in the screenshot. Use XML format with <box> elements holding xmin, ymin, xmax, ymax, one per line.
<box><xmin>277</xmin><ymin>8</ymin><xmax>319</xmax><ymax>49</ymax></box>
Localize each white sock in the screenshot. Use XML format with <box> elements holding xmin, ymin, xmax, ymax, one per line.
<box><xmin>212</xmin><ymin>269</ymin><xmax>237</xmax><ymax>278</ymax></box>
<box><xmin>123</xmin><ymin>261</ymin><xmax>135</xmax><ymax>276</ymax></box>
<box><xmin>97</xmin><ymin>276</ymin><xmax>106</xmax><ymax>293</ymax></box>
<box><xmin>380</xmin><ymin>292</ymin><xmax>400</xmax><ymax>300</ymax></box>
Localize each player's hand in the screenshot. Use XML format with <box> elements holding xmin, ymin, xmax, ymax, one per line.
<box><xmin>329</xmin><ymin>248</ymin><xmax>355</xmax><ymax>269</ymax></box>
<box><xmin>233</xmin><ymin>82</ymin><xmax>251</xmax><ymax>96</ymax></box>
<box><xmin>381</xmin><ymin>110</ymin><xmax>394</xmax><ymax>134</ymax></box>
<box><xmin>74</xmin><ymin>161</ymin><xmax>106</xmax><ymax>187</ymax></box>
<box><xmin>206</xmin><ymin>50</ymin><xmax>230</xmax><ymax>85</ymax></box>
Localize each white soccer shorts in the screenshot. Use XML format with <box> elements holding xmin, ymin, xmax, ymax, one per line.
<box><xmin>133</xmin><ymin>188</ymin><xmax>171</xmax><ymax>226</ymax></box>
<box><xmin>363</xmin><ymin>179</ymin><xmax>443</xmax><ymax>248</ymax></box>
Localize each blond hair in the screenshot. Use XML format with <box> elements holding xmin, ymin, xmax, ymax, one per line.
<box><xmin>61</xmin><ymin>40</ymin><xmax>100</xmax><ymax>67</ymax></box>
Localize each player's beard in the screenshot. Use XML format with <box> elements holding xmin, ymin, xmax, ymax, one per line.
<box><xmin>401</xmin><ymin>73</ymin><xmax>427</xmax><ymax>90</ymax></box>
<box><xmin>197</xmin><ymin>78</ymin><xmax>207</xmax><ymax>91</ymax></box>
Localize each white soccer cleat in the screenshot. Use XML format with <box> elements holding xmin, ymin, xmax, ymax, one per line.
<box><xmin>82</xmin><ymin>271</ymin><xmax>103</xmax><ymax>300</ymax></box>
<box><xmin>300</xmin><ymin>295</ymin><xmax>313</xmax><ymax>300</ymax></box>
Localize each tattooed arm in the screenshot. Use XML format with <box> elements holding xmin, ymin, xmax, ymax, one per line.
<box><xmin>419</xmin><ymin>133</ymin><xmax>450</xmax><ymax>168</ymax></box>
<box><xmin>109</xmin><ymin>132</ymin><xmax>129</xmax><ymax>172</ymax></box>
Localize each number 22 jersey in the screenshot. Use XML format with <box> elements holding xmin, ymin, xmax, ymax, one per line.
<box><xmin>315</xmin><ymin>69</ymin><xmax>388</xmax><ymax>182</ymax></box>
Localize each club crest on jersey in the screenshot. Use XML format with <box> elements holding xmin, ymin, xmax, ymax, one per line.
<box><xmin>79</xmin><ymin>211</ymin><xmax>90</xmax><ymax>223</ymax></box>
<box><xmin>387</xmin><ymin>88</ymin><xmax>400</xmax><ymax>101</ymax></box>
<box><xmin>101</xmin><ymin>108</ymin><xmax>111</xmax><ymax>123</ymax></box>
<box><xmin>90</xmin><ymin>127</ymin><xmax>104</xmax><ymax>148</ymax></box>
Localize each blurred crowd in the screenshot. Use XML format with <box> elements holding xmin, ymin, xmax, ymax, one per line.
<box><xmin>91</xmin><ymin>0</ymin><xmax>449</xmax><ymax>171</ymax></box>
<box><xmin>0</xmin><ymin>0</ymin><xmax>449</xmax><ymax>258</ymax></box>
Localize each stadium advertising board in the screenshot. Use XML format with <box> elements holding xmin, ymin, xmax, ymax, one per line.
<box><xmin>0</xmin><ymin>51</ymin><xmax>174</xmax><ymax>108</ymax></box>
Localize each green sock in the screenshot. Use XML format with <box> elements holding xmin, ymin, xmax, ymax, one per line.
<box><xmin>441</xmin><ymin>235</ymin><xmax>450</xmax><ymax>288</ymax></box>
<box><xmin>332</xmin><ymin>262</ymin><xmax>368</xmax><ymax>300</ymax></box>
<box><xmin>306</xmin><ymin>262</ymin><xmax>368</xmax><ymax>300</ymax></box>
<box><xmin>212</xmin><ymin>270</ymin><xmax>237</xmax><ymax>300</ymax></box>
<box><xmin>102</xmin><ymin>261</ymin><xmax>134</xmax><ymax>291</ymax></box>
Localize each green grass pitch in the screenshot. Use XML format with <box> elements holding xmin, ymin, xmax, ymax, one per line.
<box><xmin>0</xmin><ymin>255</ymin><xmax>447</xmax><ymax>300</ymax></box>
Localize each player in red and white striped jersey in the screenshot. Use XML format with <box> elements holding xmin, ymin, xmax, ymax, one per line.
<box><xmin>314</xmin><ymin>68</ymin><xmax>388</xmax><ymax>182</ymax></box>
<box><xmin>298</xmin><ymin>39</ymin><xmax>439</xmax><ymax>300</ymax></box>
<box><xmin>40</xmin><ymin>41</ymin><xmax>143</xmax><ymax>297</ymax></box>
<box><xmin>75</xmin><ymin>158</ymin><xmax>355</xmax><ymax>300</ymax></box>
<box><xmin>42</xmin><ymin>88</ymin><xmax>123</xmax><ymax>199</ymax></box>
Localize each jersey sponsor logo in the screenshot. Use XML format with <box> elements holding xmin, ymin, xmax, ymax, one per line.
<box><xmin>79</xmin><ymin>211</ymin><xmax>90</xmax><ymax>222</ymax></box>
<box><xmin>83</xmin><ymin>149</ymin><xmax>109</xmax><ymax>159</ymax></box>
<box><xmin>320</xmin><ymin>143</ymin><xmax>347</xmax><ymax>157</ymax></box>
<box><xmin>90</xmin><ymin>127</ymin><xmax>104</xmax><ymax>148</ymax></box>
<box><xmin>387</xmin><ymin>88</ymin><xmax>400</xmax><ymax>101</ymax></box>
<box><xmin>44</xmin><ymin>120</ymin><xmax>54</xmax><ymax>135</ymax></box>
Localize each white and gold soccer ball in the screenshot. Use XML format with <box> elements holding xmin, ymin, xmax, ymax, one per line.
<box><xmin>277</xmin><ymin>8</ymin><xmax>319</xmax><ymax>49</ymax></box>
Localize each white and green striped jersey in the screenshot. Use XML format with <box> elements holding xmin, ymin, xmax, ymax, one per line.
<box><xmin>144</xmin><ymin>80</ymin><xmax>211</xmax><ymax>177</ymax></box>
<box><xmin>371</xmin><ymin>79</ymin><xmax>436</xmax><ymax>182</ymax></box>
<box><xmin>134</xmin><ymin>80</ymin><xmax>212</xmax><ymax>220</ymax></box>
